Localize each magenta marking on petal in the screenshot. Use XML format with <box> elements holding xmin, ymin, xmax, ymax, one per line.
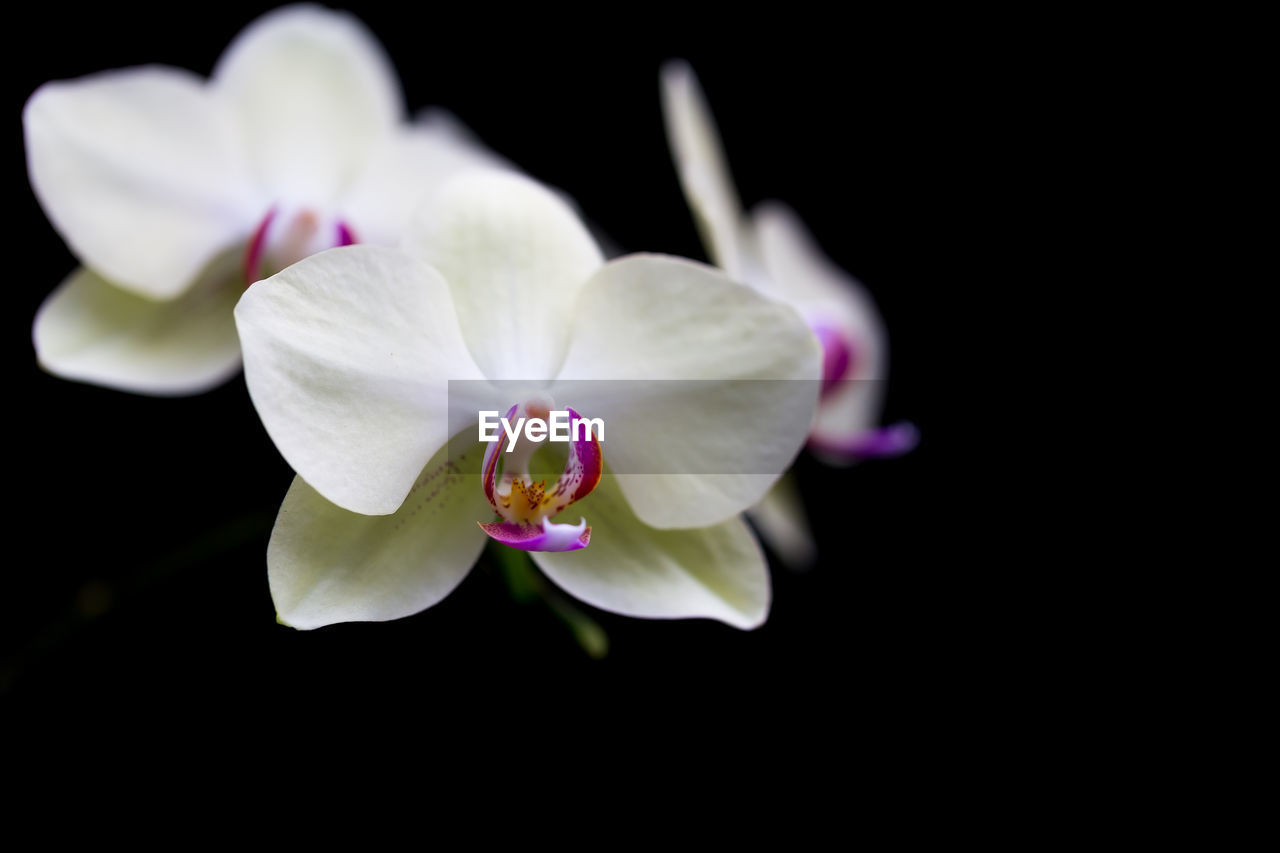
<box><xmin>566</xmin><ymin>406</ymin><xmax>603</xmax><ymax>502</ymax></box>
<box><xmin>478</xmin><ymin>518</ymin><xmax>591</xmax><ymax>552</ymax></box>
<box><xmin>243</xmin><ymin>207</ymin><xmax>278</xmax><ymax>287</ymax></box>
<box><xmin>812</xmin><ymin>323</ymin><xmax>858</xmax><ymax>399</ymax></box>
<box><xmin>809</xmin><ymin>421</ymin><xmax>920</xmax><ymax>461</ymax></box>
<box><xmin>482</xmin><ymin>403</ymin><xmax>519</xmax><ymax>510</ymax></box>
<box><xmin>542</xmin><ymin>406</ymin><xmax>603</xmax><ymax>514</ymax></box>
<box><xmin>335</xmin><ymin>220</ymin><xmax>357</xmax><ymax>247</ymax></box>
<box><xmin>481</xmin><ymin>440</ymin><xmax>500</xmax><ymax>510</ymax></box>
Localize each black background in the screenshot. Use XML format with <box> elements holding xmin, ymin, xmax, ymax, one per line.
<box><xmin>6</xmin><ymin>2</ymin><xmax>984</xmax><ymax>753</ymax></box>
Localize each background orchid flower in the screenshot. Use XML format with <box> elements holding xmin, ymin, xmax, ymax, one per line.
<box><xmin>661</xmin><ymin>60</ymin><xmax>917</xmax><ymax>462</ymax></box>
<box><xmin>235</xmin><ymin>171</ymin><xmax>821</xmax><ymax>630</ymax></box>
<box><xmin>25</xmin><ymin>3</ymin><xmax>506</xmax><ymax>396</ymax></box>
<box><xmin>661</xmin><ymin>60</ymin><xmax>919</xmax><ymax>566</ymax></box>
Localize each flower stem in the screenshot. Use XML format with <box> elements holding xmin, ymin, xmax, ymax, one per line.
<box><xmin>489</xmin><ymin>542</ymin><xmax>609</xmax><ymax>659</ymax></box>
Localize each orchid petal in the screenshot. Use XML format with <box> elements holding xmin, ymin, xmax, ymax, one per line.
<box><xmin>531</xmin><ymin>474</ymin><xmax>769</xmax><ymax>630</ymax></box>
<box><xmin>33</xmin><ymin>253</ymin><xmax>243</xmax><ymax>396</ymax></box>
<box><xmin>404</xmin><ymin>171</ymin><xmax>603</xmax><ymax>381</ymax></box>
<box><xmin>212</xmin><ymin>4</ymin><xmax>401</xmax><ymax>204</ymax></box>
<box><xmin>554</xmin><ymin>254</ymin><xmax>821</xmax><ymax>529</ymax></box>
<box><xmin>660</xmin><ymin>60</ymin><xmax>749</xmax><ymax>282</ymax></box>
<box><xmin>808</xmin><ymin>377</ymin><xmax>889</xmax><ymax>450</ymax></box>
<box><xmin>753</xmin><ymin>201</ymin><xmax>887</xmax><ymax>379</ymax></box>
<box><xmin>340</xmin><ymin>109</ymin><xmax>514</xmax><ymax>247</ymax></box>
<box><xmin>745</xmin><ymin>474</ymin><xmax>816</xmax><ymax>570</ymax></box>
<box><xmin>235</xmin><ymin>245</ymin><xmax>485</xmax><ymax>516</ymax></box>
<box><xmin>478</xmin><ymin>517</ymin><xmax>592</xmax><ymax>553</ymax></box>
<box><xmin>755</xmin><ymin>202</ymin><xmax>905</xmax><ymax>448</ymax></box>
<box><xmin>269</xmin><ymin>443</ymin><xmax>491</xmax><ymax>629</ymax></box>
<box><xmin>23</xmin><ymin>66</ymin><xmax>257</xmax><ymax>299</ymax></box>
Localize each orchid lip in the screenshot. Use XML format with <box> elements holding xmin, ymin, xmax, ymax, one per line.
<box><xmin>808</xmin><ymin>420</ymin><xmax>920</xmax><ymax>461</ymax></box>
<box><xmin>479</xmin><ymin>399</ymin><xmax>603</xmax><ymax>552</ymax></box>
<box><xmin>477</xmin><ymin>516</ymin><xmax>592</xmax><ymax>553</ymax></box>
<box><xmin>812</xmin><ymin>322</ymin><xmax>857</xmax><ymax>399</ymax></box>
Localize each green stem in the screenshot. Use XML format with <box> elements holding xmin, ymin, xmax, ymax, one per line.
<box><xmin>489</xmin><ymin>542</ymin><xmax>609</xmax><ymax>659</ymax></box>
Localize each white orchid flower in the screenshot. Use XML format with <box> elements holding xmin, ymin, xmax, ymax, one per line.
<box><xmin>234</xmin><ymin>171</ymin><xmax>821</xmax><ymax>630</ymax></box>
<box><xmin>661</xmin><ymin>61</ymin><xmax>918</xmax><ymax>568</ymax></box>
<box><xmin>26</xmin><ymin>4</ymin><xmax>506</xmax><ymax>395</ymax></box>
<box><xmin>661</xmin><ymin>60</ymin><xmax>918</xmax><ymax>462</ymax></box>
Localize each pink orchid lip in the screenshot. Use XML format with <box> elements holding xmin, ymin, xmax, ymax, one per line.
<box><xmin>480</xmin><ymin>403</ymin><xmax>604</xmax><ymax>552</ymax></box>
<box><xmin>808</xmin><ymin>421</ymin><xmax>920</xmax><ymax>461</ymax></box>
<box><xmin>242</xmin><ymin>207</ymin><xmax>359</xmax><ymax>286</ymax></box>
<box><xmin>812</xmin><ymin>323</ymin><xmax>858</xmax><ymax>400</ymax></box>
<box><xmin>478</xmin><ymin>517</ymin><xmax>592</xmax><ymax>552</ymax></box>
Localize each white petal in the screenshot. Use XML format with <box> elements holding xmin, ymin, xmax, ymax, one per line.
<box><xmin>810</xmin><ymin>375</ymin><xmax>888</xmax><ymax>443</ymax></box>
<box><xmin>33</xmin><ymin>253</ymin><xmax>243</xmax><ymax>396</ymax></box>
<box><xmin>745</xmin><ymin>474</ymin><xmax>816</xmax><ymax>570</ymax></box>
<box><xmin>404</xmin><ymin>171</ymin><xmax>603</xmax><ymax>381</ymax></box>
<box><xmin>235</xmin><ymin>245</ymin><xmax>485</xmax><ymax>516</ymax></box>
<box><xmin>24</xmin><ymin>66</ymin><xmax>257</xmax><ymax>299</ymax></box>
<box><xmin>339</xmin><ymin>110</ymin><xmax>514</xmax><ymax>247</ymax></box>
<box><xmin>553</xmin><ymin>255</ymin><xmax>821</xmax><ymax>529</ymax></box>
<box><xmin>269</xmin><ymin>442</ymin><xmax>491</xmax><ymax>629</ymax></box>
<box><xmin>753</xmin><ymin>202</ymin><xmax>889</xmax><ymax>441</ymax></box>
<box><xmin>753</xmin><ymin>202</ymin><xmax>887</xmax><ymax>360</ymax></box>
<box><xmin>660</xmin><ymin>60</ymin><xmax>749</xmax><ymax>281</ymax></box>
<box><xmin>531</xmin><ymin>474</ymin><xmax>769</xmax><ymax>630</ymax></box>
<box><xmin>212</xmin><ymin>5</ymin><xmax>402</xmax><ymax>205</ymax></box>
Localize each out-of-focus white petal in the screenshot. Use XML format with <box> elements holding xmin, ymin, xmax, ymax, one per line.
<box><xmin>212</xmin><ymin>4</ymin><xmax>402</xmax><ymax>205</ymax></box>
<box><xmin>754</xmin><ymin>202</ymin><xmax>890</xmax><ymax>444</ymax></box>
<box><xmin>235</xmin><ymin>245</ymin><xmax>485</xmax><ymax>516</ymax></box>
<box><xmin>404</xmin><ymin>171</ymin><xmax>603</xmax><ymax>381</ymax></box>
<box><xmin>809</xmin><ymin>376</ymin><xmax>888</xmax><ymax>446</ymax></box>
<box><xmin>269</xmin><ymin>442</ymin><xmax>491</xmax><ymax>629</ymax></box>
<box><xmin>531</xmin><ymin>474</ymin><xmax>769</xmax><ymax>630</ymax></box>
<box><xmin>340</xmin><ymin>110</ymin><xmax>513</xmax><ymax>247</ymax></box>
<box><xmin>33</xmin><ymin>253</ymin><xmax>243</xmax><ymax>396</ymax></box>
<box><xmin>660</xmin><ymin>60</ymin><xmax>749</xmax><ymax>282</ymax></box>
<box><xmin>753</xmin><ymin>201</ymin><xmax>887</xmax><ymax>376</ymax></box>
<box><xmin>554</xmin><ymin>254</ymin><xmax>821</xmax><ymax>529</ymax></box>
<box><xmin>745</xmin><ymin>474</ymin><xmax>816</xmax><ymax>570</ymax></box>
<box><xmin>23</xmin><ymin>67</ymin><xmax>257</xmax><ymax>300</ymax></box>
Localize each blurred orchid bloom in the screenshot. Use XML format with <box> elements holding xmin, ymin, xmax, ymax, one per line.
<box><xmin>26</xmin><ymin>4</ymin><xmax>506</xmax><ymax>395</ymax></box>
<box><xmin>662</xmin><ymin>60</ymin><xmax>917</xmax><ymax>461</ymax></box>
<box><xmin>661</xmin><ymin>61</ymin><xmax>918</xmax><ymax>566</ymax></box>
<box><xmin>235</xmin><ymin>171</ymin><xmax>821</xmax><ymax>630</ymax></box>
